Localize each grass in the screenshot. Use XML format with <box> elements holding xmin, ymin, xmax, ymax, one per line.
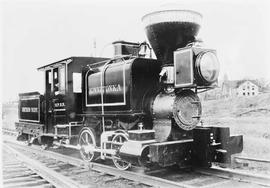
<box><xmin>201</xmin><ymin>93</ymin><xmax>270</xmax><ymax>118</ymax></box>
<box><xmin>201</xmin><ymin>93</ymin><xmax>270</xmax><ymax>160</ymax></box>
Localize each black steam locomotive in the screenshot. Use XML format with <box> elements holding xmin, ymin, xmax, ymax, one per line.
<box><xmin>15</xmin><ymin>9</ymin><xmax>243</xmax><ymax>170</ymax></box>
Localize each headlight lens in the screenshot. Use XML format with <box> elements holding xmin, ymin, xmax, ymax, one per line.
<box><xmin>196</xmin><ymin>52</ymin><xmax>220</xmax><ymax>83</ymax></box>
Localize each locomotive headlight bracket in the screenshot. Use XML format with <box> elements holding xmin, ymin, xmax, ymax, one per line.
<box><xmin>195</xmin><ymin>51</ymin><xmax>220</xmax><ymax>85</ymax></box>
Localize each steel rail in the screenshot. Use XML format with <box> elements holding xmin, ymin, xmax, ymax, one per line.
<box><xmin>4</xmin><ymin>138</ymin><xmax>270</xmax><ymax>188</ymax></box>
<box><xmin>2</xmin><ymin>146</ymin><xmax>52</xmax><ymax>188</ymax></box>
<box><xmin>3</xmin><ymin>142</ymin><xmax>87</xmax><ymax>188</ymax></box>
<box><xmin>2</xmin><ymin>128</ymin><xmax>17</xmax><ymax>136</ymax></box>
<box><xmin>4</xmin><ymin>139</ymin><xmax>193</xmax><ymax>188</ymax></box>
<box><xmin>234</xmin><ymin>156</ymin><xmax>270</xmax><ymax>163</ymax></box>
<box><xmin>196</xmin><ymin>166</ymin><xmax>270</xmax><ymax>187</ymax></box>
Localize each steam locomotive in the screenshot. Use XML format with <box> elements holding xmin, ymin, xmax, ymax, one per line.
<box><xmin>15</xmin><ymin>9</ymin><xmax>243</xmax><ymax>170</ymax></box>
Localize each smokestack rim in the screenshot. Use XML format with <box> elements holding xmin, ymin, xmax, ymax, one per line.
<box><xmin>142</xmin><ymin>9</ymin><xmax>203</xmax><ymax>28</ymax></box>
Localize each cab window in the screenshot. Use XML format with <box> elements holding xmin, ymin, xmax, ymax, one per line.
<box><xmin>58</xmin><ymin>66</ymin><xmax>66</xmax><ymax>94</ymax></box>
<box><xmin>73</xmin><ymin>73</ymin><xmax>82</xmax><ymax>93</ymax></box>
<box><xmin>53</xmin><ymin>68</ymin><xmax>59</xmax><ymax>94</ymax></box>
<box><xmin>45</xmin><ymin>69</ymin><xmax>52</xmax><ymax>94</ymax></box>
<box><xmin>52</xmin><ymin>66</ymin><xmax>66</xmax><ymax>95</ymax></box>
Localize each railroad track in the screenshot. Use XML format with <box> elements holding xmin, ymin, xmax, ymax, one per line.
<box><xmin>3</xmin><ymin>139</ymin><xmax>149</xmax><ymax>188</ymax></box>
<box><xmin>2</xmin><ymin>143</ymin><xmax>85</xmax><ymax>188</ymax></box>
<box><xmin>234</xmin><ymin>156</ymin><xmax>270</xmax><ymax>164</ymax></box>
<box><xmin>233</xmin><ymin>155</ymin><xmax>270</xmax><ymax>175</ymax></box>
<box><xmin>2</xmin><ymin>128</ymin><xmax>17</xmax><ymax>137</ymax></box>
<box><xmin>3</xmin><ymin>137</ymin><xmax>270</xmax><ymax>188</ymax></box>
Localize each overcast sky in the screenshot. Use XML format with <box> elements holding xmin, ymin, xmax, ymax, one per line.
<box><xmin>1</xmin><ymin>0</ymin><xmax>270</xmax><ymax>102</ymax></box>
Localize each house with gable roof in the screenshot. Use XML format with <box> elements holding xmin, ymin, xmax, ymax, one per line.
<box><xmin>236</xmin><ymin>80</ymin><xmax>259</xmax><ymax>96</ymax></box>
<box><xmin>221</xmin><ymin>80</ymin><xmax>259</xmax><ymax>98</ymax></box>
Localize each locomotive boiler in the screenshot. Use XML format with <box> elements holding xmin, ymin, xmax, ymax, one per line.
<box><xmin>15</xmin><ymin>9</ymin><xmax>243</xmax><ymax>170</ymax></box>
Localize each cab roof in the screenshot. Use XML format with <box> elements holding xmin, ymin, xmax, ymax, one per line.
<box><xmin>37</xmin><ymin>56</ymin><xmax>109</xmax><ymax>71</ymax></box>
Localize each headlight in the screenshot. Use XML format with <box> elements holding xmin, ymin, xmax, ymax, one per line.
<box><xmin>196</xmin><ymin>52</ymin><xmax>220</xmax><ymax>84</ymax></box>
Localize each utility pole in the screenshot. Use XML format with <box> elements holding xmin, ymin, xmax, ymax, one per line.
<box><xmin>93</xmin><ymin>38</ymin><xmax>96</xmax><ymax>57</ymax></box>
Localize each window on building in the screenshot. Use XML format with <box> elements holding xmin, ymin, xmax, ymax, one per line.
<box><xmin>247</xmin><ymin>86</ymin><xmax>250</xmax><ymax>89</ymax></box>
<box><xmin>247</xmin><ymin>92</ymin><xmax>250</xmax><ymax>96</ymax></box>
<box><xmin>252</xmin><ymin>92</ymin><xmax>255</xmax><ymax>95</ymax></box>
<box><xmin>252</xmin><ymin>87</ymin><xmax>254</xmax><ymax>90</ymax></box>
<box><xmin>243</xmin><ymin>93</ymin><xmax>245</xmax><ymax>96</ymax></box>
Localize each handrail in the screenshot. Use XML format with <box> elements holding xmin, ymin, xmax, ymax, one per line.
<box><xmin>100</xmin><ymin>56</ymin><xmax>130</xmax><ymax>132</ymax></box>
<box><xmin>100</xmin><ymin>61</ymin><xmax>111</xmax><ymax>132</ymax></box>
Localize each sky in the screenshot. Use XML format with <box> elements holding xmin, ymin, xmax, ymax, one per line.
<box><xmin>1</xmin><ymin>0</ymin><xmax>270</xmax><ymax>102</ymax></box>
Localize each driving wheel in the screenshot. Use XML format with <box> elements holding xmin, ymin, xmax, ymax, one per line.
<box><xmin>79</xmin><ymin>127</ymin><xmax>96</xmax><ymax>162</ymax></box>
<box><xmin>111</xmin><ymin>133</ymin><xmax>131</xmax><ymax>170</ymax></box>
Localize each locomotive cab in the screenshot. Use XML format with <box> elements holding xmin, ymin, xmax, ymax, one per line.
<box><xmin>16</xmin><ymin>57</ymin><xmax>108</xmax><ymax>144</ymax></box>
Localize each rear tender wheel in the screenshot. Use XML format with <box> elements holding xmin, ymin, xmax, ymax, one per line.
<box><xmin>79</xmin><ymin>127</ymin><xmax>97</xmax><ymax>162</ymax></box>
<box><xmin>16</xmin><ymin>133</ymin><xmax>28</xmax><ymax>141</ymax></box>
<box><xmin>111</xmin><ymin>133</ymin><xmax>131</xmax><ymax>170</ymax></box>
<box><xmin>38</xmin><ymin>136</ymin><xmax>53</xmax><ymax>149</ymax></box>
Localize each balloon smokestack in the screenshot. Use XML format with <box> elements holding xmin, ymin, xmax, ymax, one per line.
<box><xmin>142</xmin><ymin>9</ymin><xmax>202</xmax><ymax>66</ymax></box>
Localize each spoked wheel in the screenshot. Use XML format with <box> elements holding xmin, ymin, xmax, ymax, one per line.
<box><xmin>16</xmin><ymin>133</ymin><xmax>28</xmax><ymax>141</ymax></box>
<box><xmin>38</xmin><ymin>136</ymin><xmax>53</xmax><ymax>149</ymax></box>
<box><xmin>27</xmin><ymin>134</ymin><xmax>36</xmax><ymax>146</ymax></box>
<box><xmin>111</xmin><ymin>133</ymin><xmax>131</xmax><ymax>170</ymax></box>
<box><xmin>79</xmin><ymin>127</ymin><xmax>96</xmax><ymax>162</ymax></box>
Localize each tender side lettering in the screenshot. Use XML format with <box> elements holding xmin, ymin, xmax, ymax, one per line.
<box><xmin>54</xmin><ymin>102</ymin><xmax>65</xmax><ymax>107</ymax></box>
<box><xmin>22</xmin><ymin>107</ymin><xmax>38</xmax><ymax>112</ymax></box>
<box><xmin>88</xmin><ymin>84</ymin><xmax>122</xmax><ymax>95</ymax></box>
<box><xmin>31</xmin><ymin>108</ymin><xmax>38</xmax><ymax>112</ymax></box>
<box><xmin>22</xmin><ymin>107</ymin><xmax>30</xmax><ymax>112</ymax></box>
